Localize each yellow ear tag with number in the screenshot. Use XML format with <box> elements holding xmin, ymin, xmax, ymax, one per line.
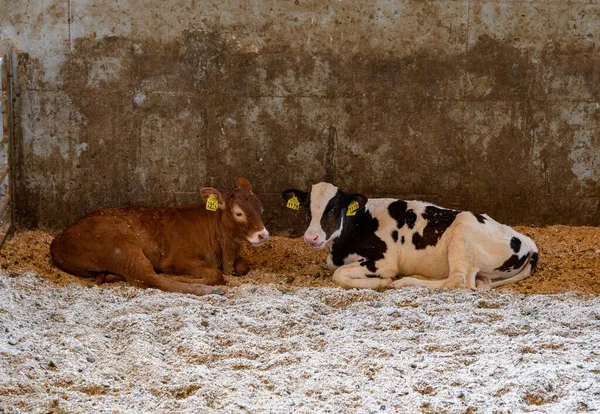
<box><xmin>206</xmin><ymin>195</ymin><xmax>219</xmax><ymax>211</ymax></box>
<box><xmin>346</xmin><ymin>201</ymin><xmax>359</xmax><ymax>216</ymax></box>
<box><xmin>287</xmin><ymin>195</ymin><xmax>300</xmax><ymax>210</ymax></box>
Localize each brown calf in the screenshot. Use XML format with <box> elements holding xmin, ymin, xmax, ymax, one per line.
<box><xmin>50</xmin><ymin>177</ymin><xmax>269</xmax><ymax>295</ymax></box>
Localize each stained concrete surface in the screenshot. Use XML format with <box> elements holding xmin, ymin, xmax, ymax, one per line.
<box><xmin>1</xmin><ymin>0</ymin><xmax>599</xmax><ymax>233</ymax></box>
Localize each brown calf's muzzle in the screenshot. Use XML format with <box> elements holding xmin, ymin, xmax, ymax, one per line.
<box><xmin>227</xmin><ymin>185</ymin><xmax>269</xmax><ymax>246</ymax></box>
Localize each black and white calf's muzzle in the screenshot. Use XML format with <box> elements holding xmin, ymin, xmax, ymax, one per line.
<box><xmin>303</xmin><ymin>182</ymin><xmax>343</xmax><ymax>249</ymax></box>
<box><xmin>303</xmin><ymin>231</ymin><xmax>326</xmax><ymax>249</ymax></box>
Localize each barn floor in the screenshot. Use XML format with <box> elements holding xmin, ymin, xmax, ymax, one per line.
<box><xmin>1</xmin><ymin>226</ymin><xmax>599</xmax><ymax>412</ymax></box>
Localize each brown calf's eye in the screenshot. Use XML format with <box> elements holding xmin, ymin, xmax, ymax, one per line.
<box><xmin>236</xmin><ymin>212</ymin><xmax>243</xmax><ymax>217</ymax></box>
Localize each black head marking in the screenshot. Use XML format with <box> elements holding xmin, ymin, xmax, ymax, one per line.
<box><xmin>412</xmin><ymin>206</ymin><xmax>459</xmax><ymax>250</ymax></box>
<box><xmin>510</xmin><ymin>237</ymin><xmax>521</xmax><ymax>253</ymax></box>
<box><xmin>391</xmin><ymin>230</ymin><xmax>399</xmax><ymax>242</ymax></box>
<box><xmin>319</xmin><ymin>189</ymin><xmax>344</xmax><ymax>239</ymax></box>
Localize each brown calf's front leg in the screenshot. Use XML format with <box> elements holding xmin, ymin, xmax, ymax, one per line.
<box><xmin>105</xmin><ymin>247</ymin><xmax>219</xmax><ymax>295</ymax></box>
<box><xmin>221</xmin><ymin>239</ymin><xmax>242</xmax><ymax>275</ymax></box>
<box><xmin>95</xmin><ymin>273</ymin><xmax>126</xmax><ymax>285</ymax></box>
<box><xmin>234</xmin><ymin>257</ymin><xmax>250</xmax><ymax>276</ymax></box>
<box><xmin>161</xmin><ymin>258</ymin><xmax>225</xmax><ymax>285</ymax></box>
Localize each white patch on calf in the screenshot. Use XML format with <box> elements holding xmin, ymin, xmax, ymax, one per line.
<box><xmin>247</xmin><ymin>228</ymin><xmax>269</xmax><ymax>246</ymax></box>
<box><xmin>304</xmin><ymin>182</ymin><xmax>340</xmax><ymax>244</ymax></box>
<box><xmin>232</xmin><ymin>204</ymin><xmax>248</xmax><ymax>223</ymax></box>
<box><xmin>328</xmin><ymin>215</ymin><xmax>344</xmax><ymax>244</ymax></box>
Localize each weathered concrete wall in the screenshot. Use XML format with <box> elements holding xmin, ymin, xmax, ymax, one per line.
<box><xmin>2</xmin><ymin>0</ymin><xmax>600</xmax><ymax>233</ymax></box>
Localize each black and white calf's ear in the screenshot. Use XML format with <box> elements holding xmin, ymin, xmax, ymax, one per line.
<box><xmin>282</xmin><ymin>189</ymin><xmax>309</xmax><ymax>208</ymax></box>
<box><xmin>345</xmin><ymin>193</ymin><xmax>368</xmax><ymax>214</ymax></box>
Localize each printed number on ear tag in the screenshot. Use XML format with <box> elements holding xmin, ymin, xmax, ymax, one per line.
<box><xmin>206</xmin><ymin>195</ymin><xmax>219</xmax><ymax>211</ymax></box>
<box><xmin>287</xmin><ymin>196</ymin><xmax>300</xmax><ymax>210</ymax></box>
<box><xmin>346</xmin><ymin>201</ymin><xmax>359</xmax><ymax>216</ymax></box>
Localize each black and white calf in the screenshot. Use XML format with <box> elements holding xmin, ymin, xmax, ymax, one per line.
<box><xmin>282</xmin><ymin>183</ymin><xmax>538</xmax><ymax>290</ymax></box>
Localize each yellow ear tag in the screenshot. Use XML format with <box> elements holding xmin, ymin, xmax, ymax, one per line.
<box><xmin>206</xmin><ymin>195</ymin><xmax>219</xmax><ymax>211</ymax></box>
<box><xmin>287</xmin><ymin>195</ymin><xmax>300</xmax><ymax>210</ymax></box>
<box><xmin>346</xmin><ymin>200</ymin><xmax>359</xmax><ymax>216</ymax></box>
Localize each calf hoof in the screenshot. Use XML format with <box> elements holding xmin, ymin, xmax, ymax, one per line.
<box><xmin>204</xmin><ymin>268</ymin><xmax>225</xmax><ymax>285</ymax></box>
<box><xmin>188</xmin><ymin>284</ymin><xmax>223</xmax><ymax>296</ymax></box>
<box><xmin>388</xmin><ymin>279</ymin><xmax>409</xmax><ymax>289</ymax></box>
<box><xmin>475</xmin><ymin>275</ymin><xmax>492</xmax><ymax>290</ymax></box>
<box><xmin>212</xmin><ymin>271</ymin><xmax>226</xmax><ymax>285</ymax></box>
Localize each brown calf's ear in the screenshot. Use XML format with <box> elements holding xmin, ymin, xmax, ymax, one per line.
<box><xmin>200</xmin><ymin>187</ymin><xmax>226</xmax><ymax>210</ymax></box>
<box><xmin>236</xmin><ymin>177</ymin><xmax>252</xmax><ymax>190</ymax></box>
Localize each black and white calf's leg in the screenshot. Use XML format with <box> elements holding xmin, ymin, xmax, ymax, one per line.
<box><xmin>389</xmin><ymin>231</ymin><xmax>481</xmax><ymax>290</ymax></box>
<box><xmin>387</xmin><ymin>266</ymin><xmax>480</xmax><ymax>290</ymax></box>
<box><xmin>332</xmin><ymin>262</ymin><xmax>394</xmax><ymax>291</ymax></box>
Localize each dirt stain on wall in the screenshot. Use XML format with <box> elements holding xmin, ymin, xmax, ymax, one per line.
<box><xmin>10</xmin><ymin>23</ymin><xmax>600</xmax><ymax>232</ymax></box>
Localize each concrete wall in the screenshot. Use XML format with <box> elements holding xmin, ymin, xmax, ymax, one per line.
<box><xmin>2</xmin><ymin>0</ymin><xmax>600</xmax><ymax>234</ymax></box>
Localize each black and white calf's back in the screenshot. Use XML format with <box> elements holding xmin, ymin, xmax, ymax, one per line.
<box><xmin>282</xmin><ymin>183</ymin><xmax>538</xmax><ymax>290</ymax></box>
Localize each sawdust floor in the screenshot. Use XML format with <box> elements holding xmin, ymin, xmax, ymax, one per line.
<box><xmin>1</xmin><ymin>226</ymin><xmax>600</xmax><ymax>413</ymax></box>
<box><xmin>1</xmin><ymin>225</ymin><xmax>599</xmax><ymax>295</ymax></box>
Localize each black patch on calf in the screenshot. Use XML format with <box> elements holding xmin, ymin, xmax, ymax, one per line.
<box><xmin>530</xmin><ymin>252</ymin><xmax>539</xmax><ymax>272</ymax></box>
<box><xmin>474</xmin><ymin>213</ymin><xmax>487</xmax><ymax>223</ymax></box>
<box><xmin>391</xmin><ymin>230</ymin><xmax>399</xmax><ymax>242</ymax></box>
<box><xmin>360</xmin><ymin>260</ymin><xmax>378</xmax><ymax>273</ymax></box>
<box><xmin>388</xmin><ymin>201</ymin><xmax>417</xmax><ymax>229</ymax></box>
<box><xmin>495</xmin><ymin>252</ymin><xmax>530</xmax><ymax>272</ymax></box>
<box><xmin>406</xmin><ymin>210</ymin><xmax>417</xmax><ymax>229</ymax></box>
<box><xmin>401</xmin><ymin>236</ymin><xmax>405</xmax><ymax>244</ymax></box>
<box><xmin>510</xmin><ymin>237</ymin><xmax>521</xmax><ymax>253</ymax></box>
<box><xmin>331</xmin><ymin>210</ymin><xmax>387</xmax><ymax>271</ymax></box>
<box><xmin>320</xmin><ymin>189</ymin><xmax>344</xmax><ymax>239</ymax></box>
<box><xmin>388</xmin><ymin>200</ymin><xmax>408</xmax><ymax>228</ymax></box>
<box><xmin>412</xmin><ymin>206</ymin><xmax>459</xmax><ymax>250</ymax></box>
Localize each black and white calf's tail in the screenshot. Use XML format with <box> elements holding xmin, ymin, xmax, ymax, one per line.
<box><xmin>488</xmin><ymin>239</ymin><xmax>539</xmax><ymax>289</ymax></box>
<box><xmin>530</xmin><ymin>251</ymin><xmax>539</xmax><ymax>272</ymax></box>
